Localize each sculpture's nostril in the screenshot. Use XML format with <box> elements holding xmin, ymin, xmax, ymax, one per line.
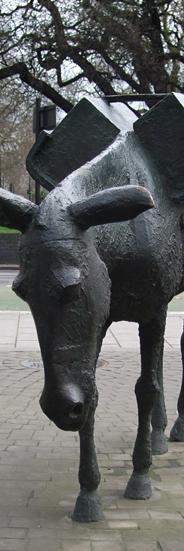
<box><xmin>69</xmin><ymin>402</ymin><xmax>84</xmax><ymax>419</ymax></box>
<box><xmin>62</xmin><ymin>383</ymin><xmax>84</xmax><ymax>418</ymax></box>
<box><xmin>40</xmin><ymin>383</ymin><xmax>84</xmax><ymax>424</ymax></box>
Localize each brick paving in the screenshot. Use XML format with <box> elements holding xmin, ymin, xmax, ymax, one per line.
<box><xmin>0</xmin><ymin>310</ymin><xmax>184</xmax><ymax>549</ymax></box>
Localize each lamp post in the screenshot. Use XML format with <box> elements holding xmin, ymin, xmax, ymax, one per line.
<box><xmin>35</xmin><ymin>98</ymin><xmax>41</xmax><ymax>205</ymax></box>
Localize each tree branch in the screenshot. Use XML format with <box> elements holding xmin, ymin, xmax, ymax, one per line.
<box><xmin>164</xmin><ymin>51</ymin><xmax>184</xmax><ymax>64</ymax></box>
<box><xmin>68</xmin><ymin>48</ymin><xmax>116</xmax><ymax>95</ymax></box>
<box><xmin>0</xmin><ymin>63</ymin><xmax>74</xmax><ymax>112</ymax></box>
<box><xmin>94</xmin><ymin>45</ymin><xmax>142</xmax><ymax>93</ymax></box>
<box><xmin>57</xmin><ymin>67</ymin><xmax>85</xmax><ymax>88</ymax></box>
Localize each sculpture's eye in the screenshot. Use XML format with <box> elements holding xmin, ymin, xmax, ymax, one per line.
<box><xmin>52</xmin><ymin>267</ymin><xmax>81</xmax><ymax>303</ymax></box>
<box><xmin>60</xmin><ymin>281</ymin><xmax>81</xmax><ymax>303</ymax></box>
<box><xmin>12</xmin><ymin>274</ymin><xmax>28</xmax><ymax>302</ymax></box>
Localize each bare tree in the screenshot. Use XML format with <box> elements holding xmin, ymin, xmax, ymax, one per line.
<box><xmin>0</xmin><ymin>81</ymin><xmax>34</xmax><ymax>195</ymax></box>
<box><xmin>0</xmin><ymin>0</ymin><xmax>184</xmax><ymax>117</ymax></box>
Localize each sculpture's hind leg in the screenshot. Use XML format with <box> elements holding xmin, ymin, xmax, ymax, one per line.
<box><xmin>170</xmin><ymin>322</ymin><xmax>184</xmax><ymax>441</ymax></box>
<box><xmin>125</xmin><ymin>306</ymin><xmax>167</xmax><ymax>499</ymax></box>
<box><xmin>151</xmin><ymin>306</ymin><xmax>168</xmax><ymax>454</ymax></box>
<box><xmin>72</xmin><ymin>388</ymin><xmax>103</xmax><ymax>522</ymax></box>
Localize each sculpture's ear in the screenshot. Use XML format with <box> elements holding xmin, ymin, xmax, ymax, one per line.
<box><xmin>0</xmin><ymin>189</ymin><xmax>38</xmax><ymax>232</ymax></box>
<box><xmin>67</xmin><ymin>185</ymin><xmax>154</xmax><ymax>230</ymax></box>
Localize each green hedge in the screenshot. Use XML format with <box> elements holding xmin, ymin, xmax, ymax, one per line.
<box><xmin>0</xmin><ymin>227</ymin><xmax>20</xmax><ymax>234</ymax></box>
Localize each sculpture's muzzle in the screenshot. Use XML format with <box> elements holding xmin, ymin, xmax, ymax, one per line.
<box><xmin>39</xmin><ymin>382</ymin><xmax>86</xmax><ymax>431</ymax></box>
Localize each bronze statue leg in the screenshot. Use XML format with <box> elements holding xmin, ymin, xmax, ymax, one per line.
<box><xmin>125</xmin><ymin>307</ymin><xmax>167</xmax><ymax>499</ymax></box>
<box><xmin>72</xmin><ymin>388</ymin><xmax>102</xmax><ymax>522</ymax></box>
<box><xmin>170</xmin><ymin>322</ymin><xmax>184</xmax><ymax>441</ymax></box>
<box><xmin>151</xmin><ymin>306</ymin><xmax>168</xmax><ymax>454</ymax></box>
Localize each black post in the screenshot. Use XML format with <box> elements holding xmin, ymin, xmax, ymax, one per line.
<box><xmin>35</xmin><ymin>98</ymin><xmax>41</xmax><ymax>205</ymax></box>
<box><xmin>27</xmin><ymin>181</ymin><xmax>31</xmax><ymax>200</ymax></box>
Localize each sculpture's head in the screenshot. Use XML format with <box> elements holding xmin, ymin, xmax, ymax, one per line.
<box><xmin>0</xmin><ymin>183</ymin><xmax>153</xmax><ymax>431</ymax></box>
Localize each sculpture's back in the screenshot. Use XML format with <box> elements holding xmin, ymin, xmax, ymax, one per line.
<box><xmin>27</xmin><ymin>93</ymin><xmax>184</xmax><ymax>326</ymax></box>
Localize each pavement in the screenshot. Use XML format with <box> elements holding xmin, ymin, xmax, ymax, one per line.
<box><xmin>1</xmin><ymin>272</ymin><xmax>184</xmax><ymax>549</ymax></box>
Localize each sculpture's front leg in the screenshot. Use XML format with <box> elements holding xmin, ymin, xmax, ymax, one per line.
<box><xmin>72</xmin><ymin>388</ymin><xmax>103</xmax><ymax>522</ymax></box>
<box><xmin>170</xmin><ymin>322</ymin><xmax>184</xmax><ymax>441</ymax></box>
<box><xmin>150</xmin><ymin>345</ymin><xmax>168</xmax><ymax>454</ymax></box>
<box><xmin>151</xmin><ymin>305</ymin><xmax>168</xmax><ymax>454</ymax></box>
<box><xmin>125</xmin><ymin>307</ymin><xmax>167</xmax><ymax>499</ymax></box>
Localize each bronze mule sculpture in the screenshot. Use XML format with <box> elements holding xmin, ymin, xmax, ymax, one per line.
<box><xmin>1</xmin><ymin>92</ymin><xmax>184</xmax><ymax>522</ymax></box>
<box><xmin>0</xmin><ymin>185</ymin><xmax>153</xmax><ymax>522</ymax></box>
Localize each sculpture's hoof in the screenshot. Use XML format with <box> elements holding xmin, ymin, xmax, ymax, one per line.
<box><xmin>170</xmin><ymin>415</ymin><xmax>184</xmax><ymax>442</ymax></box>
<box><xmin>124</xmin><ymin>471</ymin><xmax>152</xmax><ymax>500</ymax></box>
<box><xmin>72</xmin><ymin>489</ymin><xmax>103</xmax><ymax>523</ymax></box>
<box><xmin>151</xmin><ymin>429</ymin><xmax>168</xmax><ymax>455</ymax></box>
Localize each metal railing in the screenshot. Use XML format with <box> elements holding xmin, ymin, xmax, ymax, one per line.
<box><xmin>103</xmin><ymin>93</ymin><xmax>167</xmax><ymax>103</ymax></box>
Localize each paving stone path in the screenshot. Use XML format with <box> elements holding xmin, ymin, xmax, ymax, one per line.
<box><xmin>0</xmin><ymin>346</ymin><xmax>184</xmax><ymax>550</ymax></box>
